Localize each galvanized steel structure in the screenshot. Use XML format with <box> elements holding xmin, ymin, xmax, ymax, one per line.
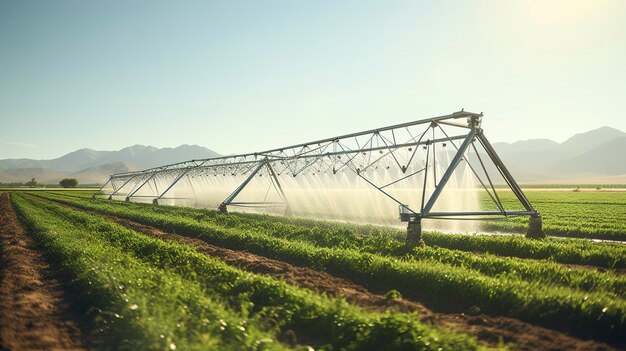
<box><xmin>95</xmin><ymin>110</ymin><xmax>544</xmax><ymax>241</ymax></box>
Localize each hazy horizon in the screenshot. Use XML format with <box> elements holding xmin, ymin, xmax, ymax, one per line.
<box><xmin>2</xmin><ymin>0</ymin><xmax>625</xmax><ymax>160</ymax></box>
<box><xmin>1</xmin><ymin>124</ymin><xmax>624</xmax><ymax>162</ymax></box>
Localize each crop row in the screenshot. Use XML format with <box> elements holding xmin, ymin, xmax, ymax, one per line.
<box><xmin>29</xmin><ymin>192</ymin><xmax>626</xmax><ymax>340</ymax></box>
<box><xmin>162</xmin><ymin>213</ymin><xmax>626</xmax><ymax>297</ymax></box>
<box><xmin>11</xmin><ymin>193</ymin><xmax>286</xmax><ymax>350</ymax></box>
<box><xmin>13</xmin><ymin>193</ymin><xmax>488</xmax><ymax>351</ymax></box>
<box><xmin>40</xmin><ymin>191</ymin><xmax>626</xmax><ymax>269</ymax></box>
<box><xmin>45</xmin><ymin>192</ymin><xmax>626</xmax><ymax>297</ymax></box>
<box><xmin>50</xmin><ymin>188</ymin><xmax>626</xmax><ymax>241</ymax></box>
<box><xmin>480</xmin><ymin>191</ymin><xmax>626</xmax><ymax>240</ymax></box>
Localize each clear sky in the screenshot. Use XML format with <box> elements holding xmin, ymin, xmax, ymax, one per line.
<box><xmin>1</xmin><ymin>0</ymin><xmax>625</xmax><ymax>160</ymax></box>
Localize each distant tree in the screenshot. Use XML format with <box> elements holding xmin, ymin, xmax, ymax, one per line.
<box><xmin>25</xmin><ymin>177</ymin><xmax>37</xmax><ymax>187</ymax></box>
<box><xmin>59</xmin><ymin>178</ymin><xmax>79</xmax><ymax>188</ymax></box>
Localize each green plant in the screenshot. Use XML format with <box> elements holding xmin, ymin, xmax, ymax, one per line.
<box><xmin>385</xmin><ymin>290</ymin><xmax>402</xmax><ymax>301</ymax></box>
<box><xmin>59</xmin><ymin>178</ymin><xmax>79</xmax><ymax>188</ymax></box>
<box><xmin>13</xmin><ymin>192</ymin><xmax>490</xmax><ymax>351</ymax></box>
<box><xmin>25</xmin><ymin>192</ymin><xmax>626</xmax><ymax>340</ymax></box>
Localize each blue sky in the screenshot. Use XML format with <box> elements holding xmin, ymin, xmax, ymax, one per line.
<box><xmin>1</xmin><ymin>0</ymin><xmax>625</xmax><ymax>159</ymax></box>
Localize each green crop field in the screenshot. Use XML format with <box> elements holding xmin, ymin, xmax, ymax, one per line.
<box><xmin>480</xmin><ymin>190</ymin><xmax>626</xmax><ymax>241</ymax></box>
<box><xmin>1</xmin><ymin>189</ymin><xmax>625</xmax><ymax>350</ymax></box>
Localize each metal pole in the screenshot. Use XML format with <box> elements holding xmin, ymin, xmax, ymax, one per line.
<box><xmin>153</xmin><ymin>167</ymin><xmax>192</xmax><ymax>205</ymax></box>
<box><xmin>106</xmin><ymin>175</ymin><xmax>137</xmax><ymax>200</ymax></box>
<box><xmin>266</xmin><ymin>162</ymin><xmax>289</xmax><ymax>210</ymax></box>
<box><xmin>420</xmin><ymin>141</ymin><xmax>430</xmax><ymax>212</ymax></box>
<box><xmin>471</xmin><ymin>142</ymin><xmax>505</xmax><ymax>214</ymax></box>
<box><xmin>476</xmin><ymin>131</ymin><xmax>535</xmax><ymax>212</ymax></box>
<box><xmin>476</xmin><ymin>131</ymin><xmax>544</xmax><ymax>238</ymax></box>
<box><xmin>126</xmin><ymin>172</ymin><xmax>158</xmax><ymax>201</ymax></box>
<box><xmin>93</xmin><ymin>178</ymin><xmax>112</xmax><ymax>199</ymax></box>
<box><xmin>422</xmin><ymin>129</ymin><xmax>476</xmax><ymax>215</ymax></box>
<box><xmin>219</xmin><ymin>160</ymin><xmax>267</xmax><ymax>213</ymax></box>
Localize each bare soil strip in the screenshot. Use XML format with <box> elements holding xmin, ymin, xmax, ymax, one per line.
<box><xmin>0</xmin><ymin>193</ymin><xmax>86</xmax><ymax>351</ymax></box>
<box><xmin>41</xmin><ymin>196</ymin><xmax>616</xmax><ymax>351</ymax></box>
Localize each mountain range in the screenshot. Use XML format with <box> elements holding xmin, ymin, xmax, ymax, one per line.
<box><xmin>0</xmin><ymin>126</ymin><xmax>624</xmax><ymax>185</ymax></box>
<box><xmin>0</xmin><ymin>145</ymin><xmax>220</xmax><ymax>184</ymax></box>
<box><xmin>490</xmin><ymin>126</ymin><xmax>626</xmax><ymax>183</ymax></box>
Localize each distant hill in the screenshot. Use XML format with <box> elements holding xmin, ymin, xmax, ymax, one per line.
<box><xmin>0</xmin><ymin>145</ymin><xmax>220</xmax><ymax>185</ymax></box>
<box><xmin>492</xmin><ymin>126</ymin><xmax>626</xmax><ymax>182</ymax></box>
<box><xmin>70</xmin><ymin>162</ymin><xmax>143</xmax><ymax>184</ymax></box>
<box><xmin>559</xmin><ymin>126</ymin><xmax>625</xmax><ymax>157</ymax></box>
<box><xmin>1</xmin><ymin>126</ymin><xmax>625</xmax><ymax>186</ymax></box>
<box><xmin>0</xmin><ymin>144</ymin><xmax>220</xmax><ymax>173</ymax></box>
<box><xmin>552</xmin><ymin>137</ymin><xmax>626</xmax><ymax>176</ymax></box>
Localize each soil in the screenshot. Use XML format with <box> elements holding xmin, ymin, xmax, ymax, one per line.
<box><xmin>0</xmin><ymin>193</ymin><xmax>86</xmax><ymax>351</ymax></box>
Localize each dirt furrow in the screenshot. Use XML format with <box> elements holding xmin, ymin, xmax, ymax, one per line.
<box><xmin>0</xmin><ymin>193</ymin><xmax>86</xmax><ymax>351</ymax></box>
<box><xmin>41</xmin><ymin>196</ymin><xmax>618</xmax><ymax>351</ymax></box>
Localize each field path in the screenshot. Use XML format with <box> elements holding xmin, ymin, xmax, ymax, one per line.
<box><xmin>38</xmin><ymin>195</ymin><xmax>618</xmax><ymax>351</ymax></box>
<box><xmin>0</xmin><ymin>193</ymin><xmax>86</xmax><ymax>351</ymax></box>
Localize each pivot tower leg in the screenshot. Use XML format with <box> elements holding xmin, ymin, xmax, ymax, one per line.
<box><xmin>406</xmin><ymin>218</ymin><xmax>424</xmax><ymax>246</ymax></box>
<box><xmin>526</xmin><ymin>214</ymin><xmax>544</xmax><ymax>239</ymax></box>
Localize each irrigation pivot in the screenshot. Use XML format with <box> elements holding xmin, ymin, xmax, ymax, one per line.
<box><xmin>96</xmin><ymin>110</ymin><xmax>544</xmax><ymax>241</ymax></box>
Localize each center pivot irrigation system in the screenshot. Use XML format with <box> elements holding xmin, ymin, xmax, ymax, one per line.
<box><xmin>96</xmin><ymin>110</ymin><xmax>544</xmax><ymax>242</ymax></box>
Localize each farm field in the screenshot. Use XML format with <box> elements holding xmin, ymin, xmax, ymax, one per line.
<box><xmin>480</xmin><ymin>190</ymin><xmax>626</xmax><ymax>241</ymax></box>
<box><xmin>41</xmin><ymin>188</ymin><xmax>626</xmax><ymax>241</ymax></box>
<box><xmin>1</xmin><ymin>189</ymin><xmax>625</xmax><ymax>350</ymax></box>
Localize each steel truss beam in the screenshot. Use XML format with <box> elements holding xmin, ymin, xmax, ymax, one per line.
<box><xmin>96</xmin><ymin>110</ymin><xmax>543</xmax><ymax>240</ymax></box>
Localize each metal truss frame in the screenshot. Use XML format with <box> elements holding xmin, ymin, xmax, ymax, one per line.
<box><xmin>95</xmin><ymin>110</ymin><xmax>543</xmax><ymax>240</ymax></box>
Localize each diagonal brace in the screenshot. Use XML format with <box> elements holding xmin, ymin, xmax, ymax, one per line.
<box><xmin>422</xmin><ymin>129</ymin><xmax>476</xmax><ymax>215</ymax></box>
<box><xmin>107</xmin><ymin>175</ymin><xmax>138</xmax><ymax>200</ymax></box>
<box><xmin>476</xmin><ymin>132</ymin><xmax>535</xmax><ymax>212</ymax></box>
<box><xmin>93</xmin><ymin>178</ymin><xmax>112</xmax><ymax>199</ymax></box>
<box><xmin>219</xmin><ymin>159</ymin><xmax>267</xmax><ymax>213</ymax></box>
<box><xmin>126</xmin><ymin>172</ymin><xmax>158</xmax><ymax>201</ymax></box>
<box><xmin>153</xmin><ymin>167</ymin><xmax>192</xmax><ymax>205</ymax></box>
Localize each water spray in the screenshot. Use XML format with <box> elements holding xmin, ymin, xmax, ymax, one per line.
<box><xmin>95</xmin><ymin>110</ymin><xmax>544</xmax><ymax>241</ymax></box>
